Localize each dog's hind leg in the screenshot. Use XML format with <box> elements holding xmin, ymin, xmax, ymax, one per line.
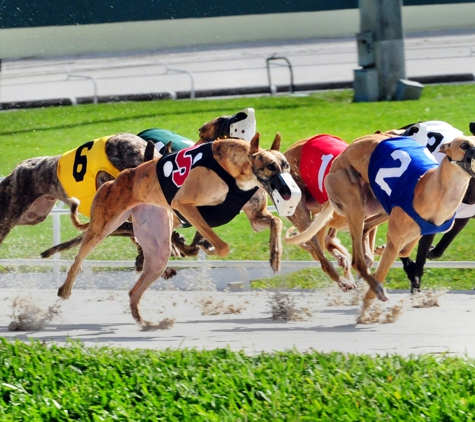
<box><xmin>128</xmin><ymin>205</ymin><xmax>174</xmax><ymax>325</ymax></box>
<box><xmin>325</xmin><ymin>171</ymin><xmax>387</xmax><ymax>302</ymax></box>
<box><xmin>58</xmin><ymin>179</ymin><xmax>135</xmax><ymax>299</ymax></box>
<box><xmin>0</xmin><ymin>176</ymin><xmax>51</xmax><ymax>245</ymax></box>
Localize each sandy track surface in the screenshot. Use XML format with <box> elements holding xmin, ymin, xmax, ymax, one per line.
<box><xmin>1</xmin><ymin>287</ymin><xmax>474</xmax><ymax>356</ymax></box>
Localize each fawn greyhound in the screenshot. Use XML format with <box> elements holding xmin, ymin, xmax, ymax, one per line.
<box><xmin>57</xmin><ymin>133</ymin><xmax>297</xmax><ymax>325</ymax></box>
<box><xmin>285</xmin><ymin>133</ymin><xmax>475</xmax><ymax>312</ymax></box>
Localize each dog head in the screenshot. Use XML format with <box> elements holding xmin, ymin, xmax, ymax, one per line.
<box><xmin>249</xmin><ymin>133</ymin><xmax>301</xmax><ymax>216</ymax></box>
<box><xmin>199</xmin><ymin>108</ymin><xmax>256</xmax><ymax>142</ymax></box>
<box><xmin>440</xmin><ymin>136</ymin><xmax>475</xmax><ymax>177</ymax></box>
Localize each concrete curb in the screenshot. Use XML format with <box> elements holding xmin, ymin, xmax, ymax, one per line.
<box><xmin>1</xmin><ymin>73</ymin><xmax>473</xmax><ymax>111</ymax></box>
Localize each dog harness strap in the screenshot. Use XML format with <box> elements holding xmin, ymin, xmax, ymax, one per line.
<box><xmin>368</xmin><ymin>137</ymin><xmax>454</xmax><ymax>236</ymax></box>
<box><xmin>156</xmin><ymin>142</ymin><xmax>258</xmax><ymax>228</ymax></box>
<box><xmin>57</xmin><ymin>136</ymin><xmax>120</xmax><ymax>217</ymax></box>
<box><xmin>299</xmin><ymin>134</ymin><xmax>348</xmax><ymax>204</ymax></box>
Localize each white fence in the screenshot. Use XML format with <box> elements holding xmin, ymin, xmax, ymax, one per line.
<box><xmin>1</xmin><ymin>200</ymin><xmax>475</xmax><ymax>291</ymax></box>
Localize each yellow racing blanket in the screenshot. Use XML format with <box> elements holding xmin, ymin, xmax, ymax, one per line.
<box><xmin>57</xmin><ymin>136</ymin><xmax>120</xmax><ymax>217</ymax></box>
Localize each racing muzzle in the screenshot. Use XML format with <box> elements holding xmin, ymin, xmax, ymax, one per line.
<box><xmin>453</xmin><ymin>147</ymin><xmax>475</xmax><ymax>178</ymax></box>
<box><xmin>266</xmin><ymin>173</ymin><xmax>302</xmax><ymax>217</ymax></box>
<box><xmin>224</xmin><ymin>108</ymin><xmax>256</xmax><ymax>141</ymax></box>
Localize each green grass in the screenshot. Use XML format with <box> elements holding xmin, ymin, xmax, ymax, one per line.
<box><xmin>2</xmin><ymin>85</ymin><xmax>475</xmax><ymax>291</ymax></box>
<box><xmin>1</xmin><ymin>340</ymin><xmax>475</xmax><ymax>421</ymax></box>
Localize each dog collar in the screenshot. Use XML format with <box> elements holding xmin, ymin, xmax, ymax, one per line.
<box><xmin>448</xmin><ymin>146</ymin><xmax>475</xmax><ymax>178</ymax></box>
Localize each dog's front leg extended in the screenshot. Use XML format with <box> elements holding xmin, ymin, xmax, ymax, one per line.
<box><xmin>171</xmin><ymin>169</ymin><xmax>231</xmax><ymax>257</ymax></box>
<box><xmin>402</xmin><ymin>234</ymin><xmax>433</xmax><ymax>293</ymax></box>
<box><xmin>364</xmin><ymin>210</ymin><xmax>420</xmax><ymax>307</ymax></box>
<box><xmin>241</xmin><ymin>190</ymin><xmax>282</xmax><ymax>272</ymax></box>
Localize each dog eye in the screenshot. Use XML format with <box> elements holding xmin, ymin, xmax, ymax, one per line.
<box><xmin>267</xmin><ymin>164</ymin><xmax>277</xmax><ymax>171</ymax></box>
<box><xmin>461</xmin><ymin>142</ymin><xmax>470</xmax><ymax>150</ymax></box>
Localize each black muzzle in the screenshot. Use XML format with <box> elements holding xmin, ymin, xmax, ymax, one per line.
<box><xmin>456</xmin><ymin>147</ymin><xmax>475</xmax><ymax>178</ymax></box>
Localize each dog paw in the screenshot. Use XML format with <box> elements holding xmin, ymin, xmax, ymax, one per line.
<box><xmin>162</xmin><ymin>267</ymin><xmax>177</xmax><ymax>280</ymax></box>
<box><xmin>426</xmin><ymin>246</ymin><xmax>441</xmax><ymax>260</ymax></box>
<box><xmin>57</xmin><ymin>285</ymin><xmax>71</xmax><ymax>300</ymax></box>
<box><xmin>215</xmin><ymin>243</ymin><xmax>230</xmax><ymax>257</ymax></box>
<box><xmin>334</xmin><ymin>252</ymin><xmax>351</xmax><ymax>272</ymax></box>
<box><xmin>338</xmin><ymin>280</ymin><xmax>356</xmax><ymax>292</ymax></box>
<box><xmin>270</xmin><ymin>258</ymin><xmax>281</xmax><ymax>273</ymax></box>
<box><xmin>374</xmin><ymin>284</ymin><xmax>388</xmax><ymax>302</ymax></box>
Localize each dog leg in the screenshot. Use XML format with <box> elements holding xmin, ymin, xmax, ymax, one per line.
<box><xmin>427</xmin><ymin>218</ymin><xmax>470</xmax><ymax>259</ymax></box>
<box><xmin>286</xmin><ymin>201</ymin><xmax>355</xmax><ymax>291</ymax></box>
<box><xmin>0</xmin><ymin>178</ymin><xmax>48</xmax><ymax>244</ymax></box>
<box><xmin>323</xmin><ymin>228</ymin><xmax>353</xmax><ymax>283</ymax></box>
<box><xmin>171</xmin><ymin>172</ymin><xmax>231</xmax><ymax>257</ymax></box>
<box><xmin>325</xmin><ymin>171</ymin><xmax>387</xmax><ymax>301</ymax></box>
<box><xmin>363</xmin><ymin>213</ymin><xmax>420</xmax><ymax>308</ymax></box>
<box><xmin>128</xmin><ymin>205</ymin><xmax>174</xmax><ymax>325</ymax></box>
<box><xmin>401</xmin><ymin>234</ymin><xmax>433</xmax><ymax>293</ymax></box>
<box><xmin>241</xmin><ymin>189</ymin><xmax>282</xmax><ymax>272</ymax></box>
<box><xmin>58</xmin><ymin>178</ymin><xmax>135</xmax><ymax>299</ymax></box>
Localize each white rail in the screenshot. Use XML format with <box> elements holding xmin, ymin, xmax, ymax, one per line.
<box><xmin>1</xmin><ymin>198</ymin><xmax>475</xmax><ymax>291</ymax></box>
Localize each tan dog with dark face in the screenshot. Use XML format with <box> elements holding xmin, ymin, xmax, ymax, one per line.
<box><xmin>286</xmin><ymin>134</ymin><xmax>475</xmax><ymax>313</ymax></box>
<box><xmin>283</xmin><ymin>136</ymin><xmax>356</xmax><ymax>292</ymax></box>
<box><xmin>57</xmin><ymin>133</ymin><xmax>289</xmax><ymax>326</ymax></box>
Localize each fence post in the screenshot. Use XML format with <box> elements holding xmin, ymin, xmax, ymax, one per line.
<box><xmin>52</xmin><ymin>204</ymin><xmax>63</xmax><ymax>285</ymax></box>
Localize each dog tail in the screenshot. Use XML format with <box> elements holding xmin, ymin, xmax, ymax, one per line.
<box><xmin>284</xmin><ymin>202</ymin><xmax>335</xmax><ymax>245</ymax></box>
<box><xmin>67</xmin><ymin>197</ymin><xmax>90</xmax><ymax>231</ymax></box>
<box><xmin>40</xmin><ymin>233</ymin><xmax>85</xmax><ymax>258</ymax></box>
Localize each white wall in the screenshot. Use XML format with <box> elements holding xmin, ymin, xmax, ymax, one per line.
<box><xmin>1</xmin><ymin>3</ymin><xmax>474</xmax><ymax>59</ymax></box>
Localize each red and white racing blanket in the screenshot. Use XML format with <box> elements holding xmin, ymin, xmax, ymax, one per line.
<box><xmin>299</xmin><ymin>134</ymin><xmax>348</xmax><ymax>204</ymax></box>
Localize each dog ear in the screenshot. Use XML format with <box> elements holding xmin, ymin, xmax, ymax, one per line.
<box><xmin>144</xmin><ymin>141</ymin><xmax>156</xmax><ymax>162</ymax></box>
<box><xmin>164</xmin><ymin>141</ymin><xmax>173</xmax><ymax>155</ymax></box>
<box><xmin>249</xmin><ymin>132</ymin><xmax>261</xmax><ymax>154</ymax></box>
<box><xmin>270</xmin><ymin>132</ymin><xmax>281</xmax><ymax>151</ymax></box>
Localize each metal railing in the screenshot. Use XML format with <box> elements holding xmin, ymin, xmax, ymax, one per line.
<box><xmin>266</xmin><ymin>55</ymin><xmax>295</xmax><ymax>94</ymax></box>
<box><xmin>1</xmin><ymin>200</ymin><xmax>475</xmax><ymax>292</ymax></box>
<box><xmin>0</xmin><ymin>61</ymin><xmax>196</xmax><ymax>104</ymax></box>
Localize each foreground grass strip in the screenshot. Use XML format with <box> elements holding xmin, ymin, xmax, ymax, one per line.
<box><xmin>0</xmin><ymin>339</ymin><xmax>474</xmax><ymax>421</ymax></box>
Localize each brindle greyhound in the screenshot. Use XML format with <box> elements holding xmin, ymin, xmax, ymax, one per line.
<box><xmin>57</xmin><ymin>133</ymin><xmax>290</xmax><ymax>325</ymax></box>
<box><xmin>285</xmin><ymin>133</ymin><xmax>475</xmax><ymax>314</ymax></box>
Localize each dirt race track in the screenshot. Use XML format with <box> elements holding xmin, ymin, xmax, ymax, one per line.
<box><xmin>1</xmin><ymin>285</ymin><xmax>475</xmax><ymax>357</ymax></box>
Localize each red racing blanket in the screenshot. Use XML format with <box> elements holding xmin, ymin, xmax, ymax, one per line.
<box><xmin>299</xmin><ymin>134</ymin><xmax>348</xmax><ymax>204</ymax></box>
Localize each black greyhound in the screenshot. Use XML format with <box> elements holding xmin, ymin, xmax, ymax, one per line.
<box><xmin>400</xmin><ymin>121</ymin><xmax>475</xmax><ymax>292</ymax></box>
